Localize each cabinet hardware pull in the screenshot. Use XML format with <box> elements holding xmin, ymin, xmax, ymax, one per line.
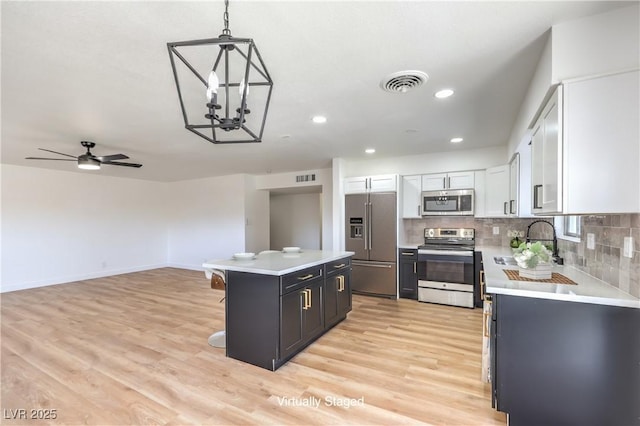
<box><xmin>297</xmin><ymin>274</ymin><xmax>314</xmax><ymax>281</ymax></box>
<box><xmin>483</xmin><ymin>312</ymin><xmax>490</xmax><ymax>337</ymax></box>
<box><xmin>443</xmin><ymin>177</ymin><xmax>446</xmax><ymax>188</ymax></box>
<box><xmin>418</xmin><ymin>204</ymin><xmax>421</xmax><ymax>216</ymax></box>
<box><xmin>480</xmin><ymin>270</ymin><xmax>485</xmax><ymax>285</ymax></box>
<box><xmin>337</xmin><ymin>275</ymin><xmax>344</xmax><ymax>292</ymax></box>
<box><xmin>503</xmin><ymin>201</ymin><xmax>508</xmax><ymax>215</ymax></box>
<box><xmin>301</xmin><ymin>289</ymin><xmax>309</xmax><ymax>310</ymax></box>
<box><xmin>510</xmin><ymin>199</ymin><xmax>516</xmax><ymax>214</ymax></box>
<box><xmin>306</xmin><ymin>289</ymin><xmax>312</xmax><ymax>308</ymax></box>
<box><xmin>447</xmin><ymin>176</ymin><xmax>451</xmax><ymax>188</ymax></box>
<box><xmin>401</xmin><ymin>252</ymin><xmax>414</xmax><ymax>256</ymax></box>
<box><xmin>413</xmin><ymin>261</ymin><xmax>416</xmax><ymax>274</ymax></box>
<box><xmin>333</xmin><ymin>263</ymin><xmax>346</xmax><ymax>269</ymax></box>
<box><xmin>533</xmin><ymin>184</ymin><xmax>543</xmax><ymax>209</ymax></box>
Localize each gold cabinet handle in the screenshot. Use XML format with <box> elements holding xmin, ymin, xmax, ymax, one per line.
<box><xmin>337</xmin><ymin>275</ymin><xmax>344</xmax><ymax>292</ymax></box>
<box><xmin>480</xmin><ymin>270</ymin><xmax>485</xmax><ymax>285</ymax></box>
<box><xmin>483</xmin><ymin>312</ymin><xmax>490</xmax><ymax>337</ymax></box>
<box><xmin>306</xmin><ymin>289</ymin><xmax>312</xmax><ymax>308</ymax></box>
<box><xmin>297</xmin><ymin>274</ymin><xmax>314</xmax><ymax>281</ymax></box>
<box><xmin>401</xmin><ymin>252</ymin><xmax>414</xmax><ymax>256</ymax></box>
<box><xmin>333</xmin><ymin>263</ymin><xmax>346</xmax><ymax>269</ymax></box>
<box><xmin>302</xmin><ymin>289</ymin><xmax>309</xmax><ymax>310</ymax></box>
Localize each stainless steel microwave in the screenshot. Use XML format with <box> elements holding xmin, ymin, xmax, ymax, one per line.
<box><xmin>421</xmin><ymin>189</ymin><xmax>474</xmax><ymax>216</ymax></box>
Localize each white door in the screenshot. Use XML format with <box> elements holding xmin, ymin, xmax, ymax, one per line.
<box><xmin>541</xmin><ymin>87</ymin><xmax>562</xmax><ymax>213</ymax></box>
<box><xmin>508</xmin><ymin>154</ymin><xmax>519</xmax><ymax>216</ymax></box>
<box><xmin>484</xmin><ymin>165</ymin><xmax>509</xmax><ymax>217</ymax></box>
<box><xmin>448</xmin><ymin>171</ymin><xmax>475</xmax><ymax>190</ymax></box>
<box><xmin>421</xmin><ymin>173</ymin><xmax>447</xmax><ymax>191</ymax></box>
<box><xmin>401</xmin><ymin>175</ymin><xmax>422</xmax><ymax>218</ymax></box>
<box><xmin>344</xmin><ymin>177</ymin><xmax>368</xmax><ymax>194</ymax></box>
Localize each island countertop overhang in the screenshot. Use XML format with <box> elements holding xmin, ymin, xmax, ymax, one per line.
<box><xmin>203</xmin><ymin>250</ymin><xmax>355</xmax><ymax>276</ymax></box>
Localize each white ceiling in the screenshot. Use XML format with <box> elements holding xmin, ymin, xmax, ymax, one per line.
<box><xmin>1</xmin><ymin>1</ymin><xmax>630</xmax><ymax>182</ymax></box>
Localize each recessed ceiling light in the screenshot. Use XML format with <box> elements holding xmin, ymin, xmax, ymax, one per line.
<box><xmin>435</xmin><ymin>89</ymin><xmax>454</xmax><ymax>99</ymax></box>
<box><xmin>450</xmin><ymin>137</ymin><xmax>464</xmax><ymax>143</ymax></box>
<box><xmin>365</xmin><ymin>148</ymin><xmax>376</xmax><ymax>154</ymax></box>
<box><xmin>405</xmin><ymin>129</ymin><xmax>418</xmax><ymax>134</ymax></box>
<box><xmin>312</xmin><ymin>116</ymin><xmax>327</xmax><ymax>124</ymax></box>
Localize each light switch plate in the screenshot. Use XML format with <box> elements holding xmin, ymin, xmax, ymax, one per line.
<box><xmin>493</xmin><ymin>226</ymin><xmax>500</xmax><ymax>235</ymax></box>
<box><xmin>587</xmin><ymin>233</ymin><xmax>595</xmax><ymax>250</ymax></box>
<box><xmin>623</xmin><ymin>237</ymin><xmax>633</xmax><ymax>258</ymax></box>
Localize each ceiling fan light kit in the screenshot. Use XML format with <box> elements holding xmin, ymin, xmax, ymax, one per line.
<box><xmin>167</xmin><ymin>0</ymin><xmax>274</xmax><ymax>144</ymax></box>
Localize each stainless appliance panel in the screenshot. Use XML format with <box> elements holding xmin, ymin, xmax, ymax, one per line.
<box><xmin>418</xmin><ymin>287</ymin><xmax>473</xmax><ymax>308</ymax></box>
<box><xmin>368</xmin><ymin>192</ymin><xmax>397</xmax><ymax>262</ymax></box>
<box><xmin>351</xmin><ymin>260</ymin><xmax>396</xmax><ymax>298</ymax></box>
<box><xmin>344</xmin><ymin>193</ymin><xmax>368</xmax><ymax>260</ymax></box>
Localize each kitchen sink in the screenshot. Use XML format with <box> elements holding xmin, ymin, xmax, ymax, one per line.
<box><xmin>494</xmin><ymin>256</ymin><xmax>518</xmax><ymax>266</ymax></box>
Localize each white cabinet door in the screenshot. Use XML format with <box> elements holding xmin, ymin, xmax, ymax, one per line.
<box><xmin>563</xmin><ymin>70</ymin><xmax>640</xmax><ymax>214</ymax></box>
<box><xmin>421</xmin><ymin>172</ymin><xmax>474</xmax><ymax>190</ymax></box>
<box><xmin>369</xmin><ymin>174</ymin><xmax>397</xmax><ymax>192</ymax></box>
<box><xmin>421</xmin><ymin>173</ymin><xmax>447</xmax><ymax>191</ymax></box>
<box><xmin>531</xmin><ymin>86</ymin><xmax>563</xmax><ymax>215</ymax></box>
<box><xmin>541</xmin><ymin>89</ymin><xmax>562</xmax><ymax>213</ymax></box>
<box><xmin>448</xmin><ymin>171</ymin><xmax>475</xmax><ymax>190</ymax></box>
<box><xmin>484</xmin><ymin>165</ymin><xmax>510</xmax><ymax>217</ymax></box>
<box><xmin>344</xmin><ymin>177</ymin><xmax>369</xmax><ymax>194</ymax></box>
<box><xmin>344</xmin><ymin>175</ymin><xmax>397</xmax><ymax>194</ymax></box>
<box><xmin>401</xmin><ymin>175</ymin><xmax>422</xmax><ymax>218</ymax></box>
<box><xmin>508</xmin><ymin>154</ymin><xmax>520</xmax><ymax>216</ymax></box>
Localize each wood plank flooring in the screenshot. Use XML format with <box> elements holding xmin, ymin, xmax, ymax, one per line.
<box><xmin>1</xmin><ymin>268</ymin><xmax>506</xmax><ymax>425</ymax></box>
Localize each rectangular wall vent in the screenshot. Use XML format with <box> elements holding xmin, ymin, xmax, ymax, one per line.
<box><xmin>295</xmin><ymin>174</ymin><xmax>316</xmax><ymax>183</ymax></box>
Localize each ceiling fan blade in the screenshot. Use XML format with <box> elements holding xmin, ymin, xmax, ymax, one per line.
<box><xmin>97</xmin><ymin>154</ymin><xmax>129</xmax><ymax>162</ymax></box>
<box><xmin>25</xmin><ymin>157</ymin><xmax>76</xmax><ymax>161</ymax></box>
<box><xmin>103</xmin><ymin>161</ymin><xmax>142</xmax><ymax>168</ymax></box>
<box><xmin>38</xmin><ymin>148</ymin><xmax>77</xmax><ymax>158</ymax></box>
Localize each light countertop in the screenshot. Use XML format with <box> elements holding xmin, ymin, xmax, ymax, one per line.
<box><xmin>477</xmin><ymin>245</ymin><xmax>639</xmax><ymax>309</ymax></box>
<box><xmin>203</xmin><ymin>250</ymin><xmax>354</xmax><ymax>276</ymax></box>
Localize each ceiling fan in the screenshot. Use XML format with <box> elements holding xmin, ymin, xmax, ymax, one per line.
<box><xmin>25</xmin><ymin>141</ymin><xmax>142</xmax><ymax>170</ymax></box>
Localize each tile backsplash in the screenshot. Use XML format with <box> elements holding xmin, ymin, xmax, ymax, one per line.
<box><xmin>402</xmin><ymin>214</ymin><xmax>640</xmax><ymax>298</ymax></box>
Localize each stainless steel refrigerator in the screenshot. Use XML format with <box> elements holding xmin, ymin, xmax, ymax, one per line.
<box><xmin>345</xmin><ymin>192</ymin><xmax>397</xmax><ymax>298</ymax></box>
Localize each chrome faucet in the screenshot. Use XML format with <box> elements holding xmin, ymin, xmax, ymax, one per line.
<box><xmin>525</xmin><ymin>219</ymin><xmax>564</xmax><ymax>265</ymax></box>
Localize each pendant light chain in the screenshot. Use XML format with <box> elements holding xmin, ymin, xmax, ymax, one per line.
<box><xmin>222</xmin><ymin>0</ymin><xmax>231</xmax><ymax>36</ymax></box>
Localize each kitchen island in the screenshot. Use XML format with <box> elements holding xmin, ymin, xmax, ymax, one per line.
<box><xmin>477</xmin><ymin>246</ymin><xmax>639</xmax><ymax>426</ymax></box>
<box><xmin>203</xmin><ymin>250</ymin><xmax>354</xmax><ymax>371</ymax></box>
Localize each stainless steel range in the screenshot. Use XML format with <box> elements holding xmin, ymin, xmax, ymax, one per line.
<box><xmin>417</xmin><ymin>228</ymin><xmax>475</xmax><ymax>308</ymax></box>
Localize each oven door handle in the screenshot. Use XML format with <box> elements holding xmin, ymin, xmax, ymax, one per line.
<box><xmin>418</xmin><ymin>249</ymin><xmax>473</xmax><ymax>257</ymax></box>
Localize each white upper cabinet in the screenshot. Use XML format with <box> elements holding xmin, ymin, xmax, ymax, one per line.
<box><xmin>401</xmin><ymin>175</ymin><xmax>422</xmax><ymax>219</ymax></box>
<box><xmin>531</xmin><ymin>85</ymin><xmax>563</xmax><ymax>214</ymax></box>
<box><xmin>529</xmin><ymin>70</ymin><xmax>639</xmax><ymax>215</ymax></box>
<box><xmin>344</xmin><ymin>174</ymin><xmax>397</xmax><ymax>194</ymax></box>
<box><xmin>562</xmin><ymin>70</ymin><xmax>640</xmax><ymax>214</ymax></box>
<box><xmin>421</xmin><ymin>171</ymin><xmax>475</xmax><ymax>191</ymax></box>
<box><xmin>484</xmin><ymin>165</ymin><xmax>510</xmax><ymax>217</ymax></box>
<box><xmin>508</xmin><ymin>153</ymin><xmax>520</xmax><ymax>216</ymax></box>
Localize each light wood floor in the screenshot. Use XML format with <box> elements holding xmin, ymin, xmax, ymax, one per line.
<box><xmin>1</xmin><ymin>268</ymin><xmax>506</xmax><ymax>425</ymax></box>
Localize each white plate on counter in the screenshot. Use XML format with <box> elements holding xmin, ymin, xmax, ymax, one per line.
<box><xmin>282</xmin><ymin>247</ymin><xmax>301</xmax><ymax>253</ymax></box>
<box><xmin>233</xmin><ymin>252</ymin><xmax>255</xmax><ymax>260</ymax></box>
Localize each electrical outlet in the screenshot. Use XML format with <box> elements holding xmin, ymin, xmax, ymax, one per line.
<box><xmin>623</xmin><ymin>237</ymin><xmax>634</xmax><ymax>258</ymax></box>
<box><xmin>587</xmin><ymin>233</ymin><xmax>595</xmax><ymax>250</ymax></box>
<box><xmin>493</xmin><ymin>226</ymin><xmax>500</xmax><ymax>235</ymax></box>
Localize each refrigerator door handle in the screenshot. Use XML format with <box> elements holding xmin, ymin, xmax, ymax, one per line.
<box><xmin>368</xmin><ymin>202</ymin><xmax>373</xmax><ymax>250</ymax></box>
<box><xmin>363</xmin><ymin>202</ymin><xmax>368</xmax><ymax>251</ymax></box>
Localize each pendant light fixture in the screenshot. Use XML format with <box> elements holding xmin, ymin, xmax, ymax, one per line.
<box><xmin>167</xmin><ymin>0</ymin><xmax>273</xmax><ymax>144</ymax></box>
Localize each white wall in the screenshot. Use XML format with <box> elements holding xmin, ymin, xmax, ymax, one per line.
<box><xmin>255</xmin><ymin>168</ymin><xmax>334</xmax><ymax>250</ymax></box>
<box><xmin>244</xmin><ymin>175</ymin><xmax>270</xmax><ymax>253</ymax></box>
<box><xmin>341</xmin><ymin>146</ymin><xmax>508</xmax><ymax>178</ymax></box>
<box><xmin>166</xmin><ymin>174</ymin><xmax>246</xmax><ymax>270</ymax></box>
<box><xmin>552</xmin><ymin>4</ymin><xmax>640</xmax><ymax>82</ymax></box>
<box><xmin>1</xmin><ymin>164</ymin><xmax>168</xmax><ymax>292</ymax></box>
<box><xmin>507</xmin><ymin>4</ymin><xmax>640</xmax><ymax>156</ymax></box>
<box><xmin>270</xmin><ymin>193</ymin><xmax>322</xmax><ymax>250</ymax></box>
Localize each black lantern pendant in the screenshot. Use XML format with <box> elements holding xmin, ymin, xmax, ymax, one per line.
<box><xmin>167</xmin><ymin>0</ymin><xmax>273</xmax><ymax>144</ymax></box>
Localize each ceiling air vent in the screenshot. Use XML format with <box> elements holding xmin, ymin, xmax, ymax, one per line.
<box><xmin>380</xmin><ymin>70</ymin><xmax>429</xmax><ymax>93</ymax></box>
<box><xmin>295</xmin><ymin>173</ymin><xmax>316</xmax><ymax>183</ymax></box>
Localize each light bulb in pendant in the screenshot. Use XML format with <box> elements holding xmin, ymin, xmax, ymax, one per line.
<box><xmin>239</xmin><ymin>78</ymin><xmax>249</xmax><ymax>99</ymax></box>
<box><xmin>207</xmin><ymin>70</ymin><xmax>219</xmax><ymax>101</ymax></box>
